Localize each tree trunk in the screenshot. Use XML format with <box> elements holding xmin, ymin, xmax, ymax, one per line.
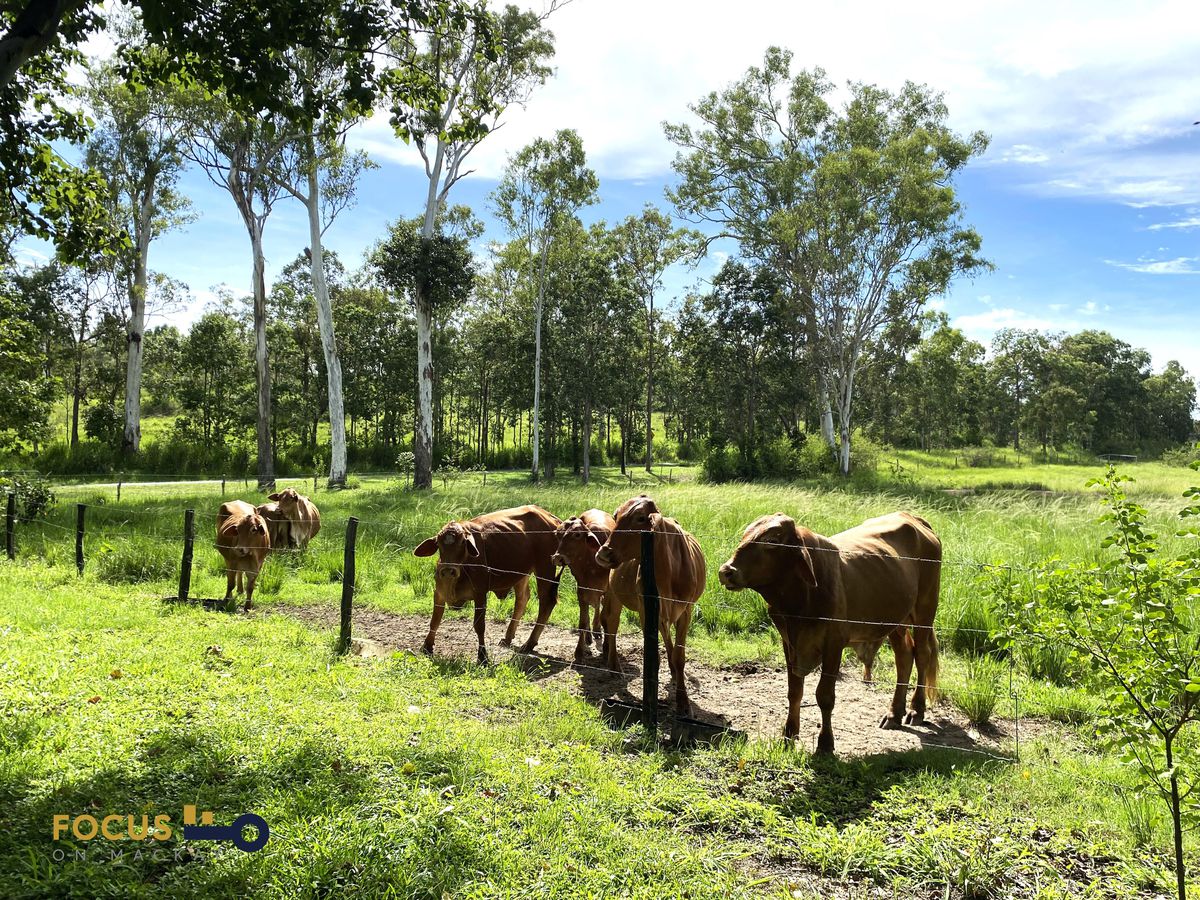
<box><xmin>645</xmin><ymin>292</ymin><xmax>654</xmax><ymax>472</ymax></box>
<box><xmin>530</xmin><ymin>236</ymin><xmax>551</xmax><ymax>480</ymax></box>
<box><xmin>303</xmin><ymin>148</ymin><xmax>348</xmax><ymax>487</ymax></box>
<box><xmin>834</xmin><ymin>362</ymin><xmax>857</xmax><ymax>477</ymax></box>
<box><xmin>583</xmin><ymin>397</ymin><xmax>592</xmax><ymax>485</ymax></box>
<box><xmin>70</xmin><ymin>358</ymin><xmax>82</xmax><ymax>447</ymax></box>
<box><xmin>413</xmin><ymin>140</ymin><xmax>447</xmax><ymax>491</ymax></box>
<box><xmin>250</xmin><ymin>225</ymin><xmax>275</xmax><ymax>490</ymax></box>
<box><xmin>122</xmin><ymin>186</ymin><xmax>154</xmax><ymax>455</ymax></box>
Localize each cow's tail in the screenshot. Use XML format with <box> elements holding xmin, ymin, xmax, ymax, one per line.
<box><xmin>924</xmin><ymin>629</ymin><xmax>940</xmax><ymax>703</ymax></box>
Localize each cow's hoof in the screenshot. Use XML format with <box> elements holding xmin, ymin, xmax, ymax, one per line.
<box><xmin>517</xmin><ymin>639</ymin><xmax>537</xmax><ymax>655</ymax></box>
<box><xmin>420</xmin><ymin>641</ymin><xmax>434</xmax><ymax>656</ymax></box>
<box><xmin>498</xmin><ymin>636</ymin><xmax>513</xmax><ymax>648</ymax></box>
<box><xmin>243</xmin><ymin>601</ymin><xmax>252</xmax><ymax>612</ymax></box>
<box><xmin>476</xmin><ymin>646</ymin><xmax>489</xmax><ymax>665</ymax></box>
<box><xmin>904</xmin><ymin>710</ymin><xmax>925</xmax><ymax>726</ymax></box>
<box><xmin>814</xmin><ymin>735</ymin><xmax>835</xmax><ymax>755</ymax></box>
<box><xmin>879</xmin><ymin>715</ymin><xmax>902</xmax><ymax>730</ymax></box>
<box><xmin>574</xmin><ymin>645</ymin><xmax>588</xmax><ymax>661</ymax></box>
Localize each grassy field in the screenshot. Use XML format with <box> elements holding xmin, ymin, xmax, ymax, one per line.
<box><xmin>2</xmin><ymin>460</ymin><xmax>1197</xmax><ymax>896</ymax></box>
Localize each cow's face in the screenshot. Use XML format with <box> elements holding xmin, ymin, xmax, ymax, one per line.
<box><xmin>235</xmin><ymin>514</ymin><xmax>270</xmax><ymax>552</ymax></box>
<box><xmin>718</xmin><ymin>513</ymin><xmax>817</xmax><ymax>593</ymax></box>
<box><xmin>552</xmin><ymin>517</ymin><xmax>605</xmax><ymax>570</ymax></box>
<box><xmin>268</xmin><ymin>488</ymin><xmax>301</xmax><ymax>513</ymax></box>
<box><xmin>596</xmin><ymin>495</ymin><xmax>657</xmax><ymax>570</ymax></box>
<box><xmin>414</xmin><ymin>521</ymin><xmax>480</xmax><ymax>569</ymax></box>
<box><xmin>434</xmin><ymin>562</ymin><xmax>471</xmax><ymax>608</ymax></box>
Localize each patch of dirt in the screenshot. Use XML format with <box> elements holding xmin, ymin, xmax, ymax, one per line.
<box><xmin>276</xmin><ymin>603</ymin><xmax>1032</xmax><ymax>758</ymax></box>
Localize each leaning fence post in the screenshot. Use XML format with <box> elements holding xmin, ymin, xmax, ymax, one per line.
<box><xmin>337</xmin><ymin>517</ymin><xmax>359</xmax><ymax>654</ymax></box>
<box><xmin>640</xmin><ymin>528</ymin><xmax>660</xmax><ymax>735</ymax></box>
<box><xmin>5</xmin><ymin>491</ymin><xmax>15</xmax><ymax>561</ymax></box>
<box><xmin>75</xmin><ymin>503</ymin><xmax>86</xmax><ymax>576</ymax></box>
<box><xmin>179</xmin><ymin>509</ymin><xmax>195</xmax><ymax>602</ymax></box>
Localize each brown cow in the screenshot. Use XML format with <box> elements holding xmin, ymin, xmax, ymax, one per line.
<box><xmin>255</xmin><ymin>502</ymin><xmax>290</xmax><ymax>551</ymax></box>
<box><xmin>266</xmin><ymin>488</ymin><xmax>321</xmax><ymax>548</ymax></box>
<box><xmin>595</xmin><ymin>495</ymin><xmax>706</xmax><ymax>715</ymax></box>
<box><xmin>717</xmin><ymin>511</ymin><xmax>941</xmax><ymax>754</ymax></box>
<box><xmin>414</xmin><ymin>505</ymin><xmax>563</xmax><ymax>664</ymax></box>
<box><xmin>216</xmin><ymin>500</ymin><xmax>271</xmax><ymax>610</ymax></box>
<box><xmin>550</xmin><ymin>509</ymin><xmax>615</xmax><ymax>658</ymax></box>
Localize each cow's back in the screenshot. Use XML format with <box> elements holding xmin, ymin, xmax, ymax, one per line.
<box><xmin>831</xmin><ymin>512</ymin><xmax>940</xmax><ymax>619</ymax></box>
<box><xmin>469</xmin><ymin>505</ymin><xmax>561</xmax><ymax>587</ymax></box>
<box><xmin>656</xmin><ymin>516</ymin><xmax>706</xmax><ymax>606</ymax></box>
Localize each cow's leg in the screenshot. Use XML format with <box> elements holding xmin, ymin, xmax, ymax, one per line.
<box><xmin>501</xmin><ymin>576</ymin><xmax>530</xmax><ymax>647</ymax></box>
<box><xmin>814</xmin><ymin>641</ymin><xmax>840</xmax><ymax>755</ymax></box>
<box><xmin>601</xmin><ymin>593</ymin><xmax>624</xmax><ymax>672</ymax></box>
<box><xmin>773</xmin><ymin>613</ymin><xmax>804</xmax><ymax>740</ymax></box>
<box><xmin>235</xmin><ymin>568</ymin><xmax>244</xmax><ymax>596</ymax></box>
<box><xmin>473</xmin><ymin>597</ymin><xmax>489</xmax><ymax>664</ymax></box>
<box><xmin>574</xmin><ymin>592</ymin><xmax>591</xmax><ymax>659</ymax></box>
<box><xmin>244</xmin><ymin>569</ymin><xmax>256</xmax><ymax>611</ymax></box>
<box><xmin>906</xmin><ymin>626</ymin><xmax>936</xmax><ymax>725</ymax></box>
<box><xmin>422</xmin><ymin>601</ymin><xmax>446</xmax><ymax>655</ymax></box>
<box><xmin>223</xmin><ymin>560</ymin><xmax>236</xmax><ymax>601</ymax></box>
<box><xmin>590</xmin><ymin>601</ymin><xmax>604</xmax><ymax>644</ymax></box>
<box><xmin>671</xmin><ymin>609</ymin><xmax>692</xmax><ymax>715</ymax></box>
<box><xmin>881</xmin><ymin>628</ymin><xmax>914</xmax><ymax>729</ymax></box>
<box><xmin>518</xmin><ymin>565</ymin><xmax>561</xmax><ymax>654</ymax></box>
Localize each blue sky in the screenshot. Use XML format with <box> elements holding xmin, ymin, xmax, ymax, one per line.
<box><xmin>17</xmin><ymin>0</ymin><xmax>1200</xmax><ymax>375</ymax></box>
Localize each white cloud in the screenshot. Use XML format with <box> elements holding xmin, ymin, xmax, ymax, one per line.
<box><xmin>343</xmin><ymin>0</ymin><xmax>1200</xmax><ymax>198</ymax></box>
<box><xmin>1148</xmin><ymin>215</ymin><xmax>1200</xmax><ymax>231</ymax></box>
<box><xmin>1078</xmin><ymin>300</ymin><xmax>1099</xmax><ymax>315</ymax></box>
<box><xmin>1105</xmin><ymin>256</ymin><xmax>1200</xmax><ymax>275</ymax></box>
<box><xmin>955</xmin><ymin>307</ymin><xmax>1062</xmax><ymax>340</ymax></box>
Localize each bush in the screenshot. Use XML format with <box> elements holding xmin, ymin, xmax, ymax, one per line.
<box><xmin>0</xmin><ymin>474</ymin><xmax>56</xmax><ymax>521</ymax></box>
<box><xmin>84</xmin><ymin>404</ymin><xmax>124</xmax><ymax>446</ymax></box>
<box><xmin>955</xmin><ymin>656</ymin><xmax>1003</xmax><ymax>726</ymax></box>
<box><xmin>1161</xmin><ymin>443</ymin><xmax>1200</xmax><ymax>467</ymax></box>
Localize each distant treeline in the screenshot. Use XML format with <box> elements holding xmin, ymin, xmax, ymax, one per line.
<box><xmin>3</xmin><ymin>247</ymin><xmax>1194</xmax><ymax>481</ymax></box>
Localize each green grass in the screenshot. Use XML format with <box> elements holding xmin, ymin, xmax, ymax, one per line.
<box><xmin>0</xmin><ymin>563</ymin><xmax>1189</xmax><ymax>898</ymax></box>
<box><xmin>2</xmin><ymin>460</ymin><xmax>1198</xmax><ymax>895</ymax></box>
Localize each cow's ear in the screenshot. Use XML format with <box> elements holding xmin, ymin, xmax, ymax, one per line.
<box><xmin>268</xmin><ymin>492</ymin><xmax>280</xmax><ymax>501</ymax></box>
<box><xmin>414</xmin><ymin>537</ymin><xmax>439</xmax><ymax>557</ymax></box>
<box><xmin>795</xmin><ymin>545</ymin><xmax>818</xmax><ymax>588</ymax></box>
<box><xmin>587</xmin><ymin>529</ymin><xmax>604</xmax><ymax>549</ymax></box>
<box><xmin>464</xmin><ymin>532</ymin><xmax>480</xmax><ymax>557</ymax></box>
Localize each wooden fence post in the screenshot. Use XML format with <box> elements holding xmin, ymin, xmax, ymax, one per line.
<box><xmin>640</xmin><ymin>528</ymin><xmax>659</xmax><ymax>735</ymax></box>
<box><xmin>178</xmin><ymin>509</ymin><xmax>195</xmax><ymax>602</ymax></box>
<box><xmin>337</xmin><ymin>517</ymin><xmax>359</xmax><ymax>654</ymax></box>
<box><xmin>5</xmin><ymin>491</ymin><xmax>15</xmax><ymax>561</ymax></box>
<box><xmin>117</xmin><ymin>475</ymin><xmax>122</xmax><ymax>503</ymax></box>
<box><xmin>75</xmin><ymin>503</ymin><xmax>85</xmax><ymax>577</ymax></box>
<box><xmin>221</xmin><ymin>476</ymin><xmax>226</xmax><ymax>496</ymax></box>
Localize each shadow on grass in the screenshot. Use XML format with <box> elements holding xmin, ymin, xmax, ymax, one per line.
<box><xmin>0</xmin><ymin>722</ymin><xmax>499</xmax><ymax>899</ymax></box>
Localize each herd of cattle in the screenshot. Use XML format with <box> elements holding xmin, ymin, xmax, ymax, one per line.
<box><xmin>215</xmin><ymin>490</ymin><xmax>942</xmax><ymax>753</ymax></box>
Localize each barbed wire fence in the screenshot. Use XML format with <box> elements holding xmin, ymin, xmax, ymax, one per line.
<box><xmin>2</xmin><ymin>482</ymin><xmax>1140</xmax><ymax>804</ymax></box>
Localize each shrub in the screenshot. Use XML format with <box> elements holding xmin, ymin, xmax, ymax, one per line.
<box><xmin>1161</xmin><ymin>443</ymin><xmax>1200</xmax><ymax>468</ymax></box>
<box><xmin>0</xmin><ymin>474</ymin><xmax>56</xmax><ymax>521</ymax></box>
<box><xmin>84</xmin><ymin>404</ymin><xmax>124</xmax><ymax>446</ymax></box>
<box><xmin>955</xmin><ymin>656</ymin><xmax>1003</xmax><ymax>726</ymax></box>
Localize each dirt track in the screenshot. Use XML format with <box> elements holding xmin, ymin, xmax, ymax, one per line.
<box><xmin>276</xmin><ymin>603</ymin><xmax>1022</xmax><ymax>758</ymax></box>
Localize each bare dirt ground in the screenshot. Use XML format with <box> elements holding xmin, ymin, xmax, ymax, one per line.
<box><xmin>275</xmin><ymin>603</ymin><xmax>1025</xmax><ymax>758</ymax></box>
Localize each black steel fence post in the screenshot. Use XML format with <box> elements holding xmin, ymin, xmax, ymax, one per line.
<box><xmin>117</xmin><ymin>475</ymin><xmax>122</xmax><ymax>502</ymax></box>
<box><xmin>179</xmin><ymin>509</ymin><xmax>195</xmax><ymax>602</ymax></box>
<box><xmin>75</xmin><ymin>504</ymin><xmax>85</xmax><ymax>576</ymax></box>
<box><xmin>640</xmin><ymin>528</ymin><xmax>659</xmax><ymax>735</ymax></box>
<box><xmin>338</xmin><ymin>517</ymin><xmax>359</xmax><ymax>654</ymax></box>
<box><xmin>5</xmin><ymin>492</ymin><xmax>15</xmax><ymax>560</ymax></box>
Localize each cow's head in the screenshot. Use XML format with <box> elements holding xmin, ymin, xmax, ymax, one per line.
<box><xmin>415</xmin><ymin>521</ymin><xmax>480</xmax><ymax>608</ymax></box>
<box><xmin>718</xmin><ymin>513</ymin><xmax>817</xmax><ymax>593</ymax></box>
<box><xmin>235</xmin><ymin>513</ymin><xmax>270</xmax><ymax>552</ymax></box>
<box><xmin>596</xmin><ymin>495</ymin><xmax>658</xmax><ymax>570</ymax></box>
<box><xmin>552</xmin><ymin>515</ymin><xmax>606</xmax><ymax>570</ymax></box>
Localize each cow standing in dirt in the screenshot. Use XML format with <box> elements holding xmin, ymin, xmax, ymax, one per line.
<box><xmin>594</xmin><ymin>495</ymin><xmax>706</xmax><ymax>716</ymax></box>
<box><xmin>216</xmin><ymin>500</ymin><xmax>271</xmax><ymax>610</ymax></box>
<box><xmin>717</xmin><ymin>511</ymin><xmax>942</xmax><ymax>754</ymax></box>
<box><xmin>414</xmin><ymin>505</ymin><xmax>563</xmax><ymax>663</ymax></box>
<box><xmin>551</xmin><ymin>509</ymin><xmax>615</xmax><ymax>658</ymax></box>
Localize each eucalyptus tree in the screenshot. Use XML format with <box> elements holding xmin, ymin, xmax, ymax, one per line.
<box><xmin>84</xmin><ymin>22</ymin><xmax>191</xmax><ymax>456</ymax></box>
<box><xmin>492</xmin><ymin>129</ymin><xmax>598</xmax><ymax>479</ymax></box>
<box><xmin>666</xmin><ymin>47</ymin><xmax>987</xmax><ymax>474</ymax></box>
<box><xmin>385</xmin><ymin>2</ymin><xmax>555</xmax><ymax>488</ymax></box>
<box><xmin>185</xmin><ymin>96</ymin><xmax>294</xmax><ymax>488</ymax></box>
<box><xmin>614</xmin><ymin>205</ymin><xmax>700</xmax><ymax>471</ymax></box>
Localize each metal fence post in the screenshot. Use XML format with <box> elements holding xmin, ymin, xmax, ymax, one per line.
<box><xmin>5</xmin><ymin>492</ymin><xmax>15</xmax><ymax>560</ymax></box>
<box><xmin>179</xmin><ymin>509</ymin><xmax>195</xmax><ymax>602</ymax></box>
<box><xmin>117</xmin><ymin>475</ymin><xmax>122</xmax><ymax>503</ymax></box>
<box><xmin>337</xmin><ymin>517</ymin><xmax>359</xmax><ymax>654</ymax></box>
<box><xmin>75</xmin><ymin>503</ymin><xmax>85</xmax><ymax>576</ymax></box>
<box><xmin>640</xmin><ymin>528</ymin><xmax>660</xmax><ymax>735</ymax></box>
<box><xmin>221</xmin><ymin>476</ymin><xmax>226</xmax><ymax>496</ymax></box>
